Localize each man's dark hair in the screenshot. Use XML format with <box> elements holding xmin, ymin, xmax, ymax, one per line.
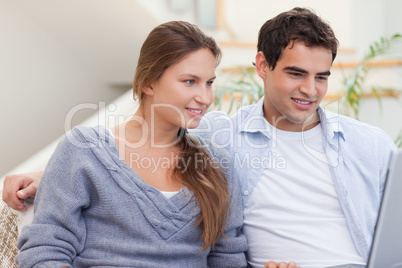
<box><xmin>257</xmin><ymin>7</ymin><xmax>339</xmax><ymax>70</ymax></box>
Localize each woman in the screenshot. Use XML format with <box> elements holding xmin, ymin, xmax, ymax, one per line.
<box><xmin>15</xmin><ymin>21</ymin><xmax>247</xmax><ymax>267</ymax></box>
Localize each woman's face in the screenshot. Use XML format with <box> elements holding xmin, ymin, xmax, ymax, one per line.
<box><xmin>145</xmin><ymin>48</ymin><xmax>216</xmax><ymax>130</ymax></box>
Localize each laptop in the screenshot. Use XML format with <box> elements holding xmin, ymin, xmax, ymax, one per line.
<box><xmin>327</xmin><ymin>148</ymin><xmax>402</xmax><ymax>268</ymax></box>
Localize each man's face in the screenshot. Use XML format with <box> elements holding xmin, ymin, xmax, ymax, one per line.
<box><xmin>258</xmin><ymin>41</ymin><xmax>333</xmax><ymax>132</ymax></box>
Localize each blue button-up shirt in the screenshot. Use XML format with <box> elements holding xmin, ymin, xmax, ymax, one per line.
<box><xmin>190</xmin><ymin>97</ymin><xmax>396</xmax><ymax>261</ymax></box>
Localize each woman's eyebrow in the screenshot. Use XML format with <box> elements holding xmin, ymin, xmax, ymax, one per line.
<box><xmin>180</xmin><ymin>74</ymin><xmax>216</xmax><ymax>80</ymax></box>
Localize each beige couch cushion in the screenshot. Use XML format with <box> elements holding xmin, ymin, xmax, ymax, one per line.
<box><xmin>0</xmin><ymin>196</ymin><xmax>19</xmax><ymax>268</ymax></box>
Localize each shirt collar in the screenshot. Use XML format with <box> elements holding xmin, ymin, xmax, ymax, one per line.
<box><xmin>239</xmin><ymin>97</ymin><xmax>345</xmax><ymax>142</ymax></box>
<box><xmin>317</xmin><ymin>106</ymin><xmax>345</xmax><ymax>143</ymax></box>
<box><xmin>238</xmin><ymin>97</ymin><xmax>271</xmax><ymax>136</ymax></box>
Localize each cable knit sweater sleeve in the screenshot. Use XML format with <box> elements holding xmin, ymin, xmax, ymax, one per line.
<box><xmin>16</xmin><ymin>128</ymin><xmax>97</xmax><ymax>267</ymax></box>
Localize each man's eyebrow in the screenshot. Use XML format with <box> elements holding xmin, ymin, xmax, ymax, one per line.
<box><xmin>284</xmin><ymin>66</ymin><xmax>331</xmax><ymax>76</ymax></box>
<box><xmin>317</xmin><ymin>71</ymin><xmax>331</xmax><ymax>76</ymax></box>
<box><xmin>284</xmin><ymin>66</ymin><xmax>308</xmax><ymax>74</ymax></box>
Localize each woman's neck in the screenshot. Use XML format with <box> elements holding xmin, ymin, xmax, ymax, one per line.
<box><xmin>116</xmin><ymin>109</ymin><xmax>180</xmax><ymax>148</ymax></box>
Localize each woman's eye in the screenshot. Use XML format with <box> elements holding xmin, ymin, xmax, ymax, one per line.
<box><xmin>206</xmin><ymin>80</ymin><xmax>214</xmax><ymax>86</ymax></box>
<box><xmin>185</xmin><ymin>80</ymin><xmax>195</xmax><ymax>85</ymax></box>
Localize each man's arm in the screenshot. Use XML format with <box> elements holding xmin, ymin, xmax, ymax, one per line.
<box><xmin>2</xmin><ymin>171</ymin><xmax>43</xmax><ymax>211</ymax></box>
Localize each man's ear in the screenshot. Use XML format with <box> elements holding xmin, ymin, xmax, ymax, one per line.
<box><xmin>255</xmin><ymin>51</ymin><xmax>269</xmax><ymax>79</ymax></box>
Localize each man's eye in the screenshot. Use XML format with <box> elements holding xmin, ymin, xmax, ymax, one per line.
<box><xmin>289</xmin><ymin>72</ymin><xmax>302</xmax><ymax>77</ymax></box>
<box><xmin>316</xmin><ymin>76</ymin><xmax>328</xmax><ymax>81</ymax></box>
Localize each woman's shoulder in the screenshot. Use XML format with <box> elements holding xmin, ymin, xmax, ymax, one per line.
<box><xmin>61</xmin><ymin>125</ymin><xmax>114</xmax><ymax>149</ymax></box>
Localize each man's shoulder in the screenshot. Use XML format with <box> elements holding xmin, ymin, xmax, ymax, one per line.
<box><xmin>324</xmin><ymin>110</ymin><xmax>396</xmax><ymax>149</ymax></box>
<box><xmin>190</xmin><ymin>134</ymin><xmax>234</xmax><ymax>177</ymax></box>
<box><xmin>328</xmin><ymin>111</ymin><xmax>389</xmax><ymax>136</ymax></box>
<box><xmin>191</xmin><ymin>105</ymin><xmax>256</xmax><ymax>141</ymax></box>
<box><xmin>190</xmin><ymin>134</ymin><xmax>230</xmax><ymax>157</ymax></box>
<box><xmin>201</xmin><ymin>104</ymin><xmax>258</xmax><ymax>126</ymax></box>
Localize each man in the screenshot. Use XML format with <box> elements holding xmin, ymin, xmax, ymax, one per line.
<box><xmin>192</xmin><ymin>7</ymin><xmax>396</xmax><ymax>267</ymax></box>
<box><xmin>3</xmin><ymin>7</ymin><xmax>396</xmax><ymax>268</ymax></box>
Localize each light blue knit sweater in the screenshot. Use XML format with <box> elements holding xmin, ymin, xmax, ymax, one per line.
<box><xmin>16</xmin><ymin>126</ymin><xmax>247</xmax><ymax>268</ymax></box>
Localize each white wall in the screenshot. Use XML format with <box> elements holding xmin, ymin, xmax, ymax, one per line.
<box><xmin>0</xmin><ymin>0</ymin><xmax>158</xmax><ymax>177</ymax></box>
<box><xmin>1</xmin><ymin>0</ymin><xmax>401</xmax><ymax>178</ymax></box>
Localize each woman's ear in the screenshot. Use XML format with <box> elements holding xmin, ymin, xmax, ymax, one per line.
<box><xmin>255</xmin><ymin>51</ymin><xmax>269</xmax><ymax>79</ymax></box>
<box><xmin>142</xmin><ymin>84</ymin><xmax>155</xmax><ymax>96</ymax></box>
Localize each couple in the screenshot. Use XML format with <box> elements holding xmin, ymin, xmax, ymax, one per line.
<box><xmin>2</xmin><ymin>7</ymin><xmax>396</xmax><ymax>268</ymax></box>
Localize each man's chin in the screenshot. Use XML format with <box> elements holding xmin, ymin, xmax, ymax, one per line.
<box><xmin>285</xmin><ymin>112</ymin><xmax>320</xmax><ymax>130</ymax></box>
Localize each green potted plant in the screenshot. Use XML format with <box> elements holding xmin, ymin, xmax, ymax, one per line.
<box><xmin>341</xmin><ymin>33</ymin><xmax>402</xmax><ymax>118</ymax></box>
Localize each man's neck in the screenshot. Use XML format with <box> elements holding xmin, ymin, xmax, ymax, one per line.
<box><xmin>264</xmin><ymin>111</ymin><xmax>321</xmax><ymax>132</ymax></box>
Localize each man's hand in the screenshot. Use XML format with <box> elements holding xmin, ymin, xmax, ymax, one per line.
<box><xmin>264</xmin><ymin>261</ymin><xmax>300</xmax><ymax>268</ymax></box>
<box><xmin>2</xmin><ymin>171</ymin><xmax>43</xmax><ymax>211</ymax></box>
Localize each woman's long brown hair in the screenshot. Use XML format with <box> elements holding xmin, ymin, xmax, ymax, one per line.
<box><xmin>132</xmin><ymin>21</ymin><xmax>229</xmax><ymax>251</ymax></box>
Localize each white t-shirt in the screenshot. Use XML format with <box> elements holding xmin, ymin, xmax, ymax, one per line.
<box><xmin>243</xmin><ymin>123</ymin><xmax>366</xmax><ymax>268</ymax></box>
<box><xmin>160</xmin><ymin>190</ymin><xmax>180</xmax><ymax>199</ymax></box>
